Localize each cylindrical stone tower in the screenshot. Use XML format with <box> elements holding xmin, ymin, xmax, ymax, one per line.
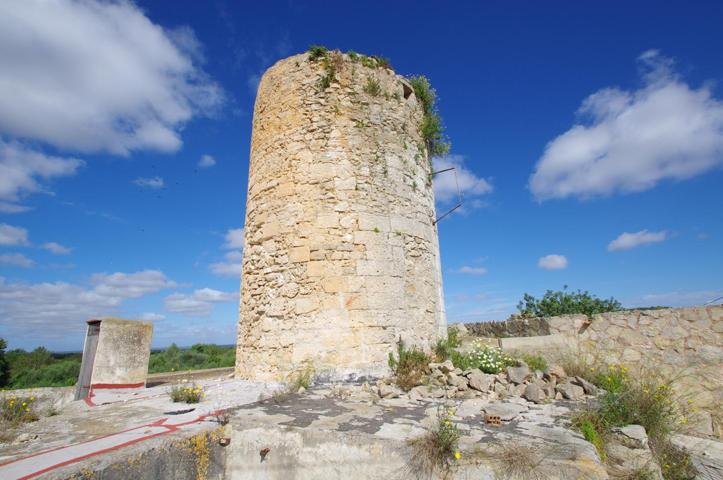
<box><xmin>236</xmin><ymin>51</ymin><xmax>446</xmax><ymax>381</ymax></box>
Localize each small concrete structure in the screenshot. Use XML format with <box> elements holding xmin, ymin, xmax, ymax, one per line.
<box><xmin>75</xmin><ymin>318</ymin><xmax>153</xmax><ymax>400</ymax></box>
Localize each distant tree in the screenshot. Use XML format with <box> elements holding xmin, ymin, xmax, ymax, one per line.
<box><xmin>0</xmin><ymin>338</ymin><xmax>9</xmax><ymax>387</ymax></box>
<box><xmin>516</xmin><ymin>286</ymin><xmax>622</xmax><ymax>318</ymax></box>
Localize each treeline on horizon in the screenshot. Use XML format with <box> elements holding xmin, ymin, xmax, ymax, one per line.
<box><xmin>0</xmin><ymin>340</ymin><xmax>236</xmax><ymax>390</ymax></box>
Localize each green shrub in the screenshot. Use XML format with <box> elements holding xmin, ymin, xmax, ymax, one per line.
<box><xmin>148</xmin><ymin>343</ymin><xmax>235</xmax><ymax>374</ymax></box>
<box><xmin>346</xmin><ymin>50</ymin><xmax>358</xmax><ymax>61</ymax></box>
<box><xmin>450</xmin><ymin>342</ymin><xmax>514</xmax><ymax>374</ymax></box>
<box><xmin>169</xmin><ymin>383</ymin><xmax>204</xmax><ymax>403</ymax></box>
<box><xmin>0</xmin><ymin>339</ymin><xmax>9</xmax><ymax>388</ymax></box>
<box><xmin>408</xmin><ymin>75</ymin><xmax>450</xmax><ymax>157</ymax></box>
<box><xmin>516</xmin><ymin>285</ymin><xmax>622</xmax><ymax>318</ymax></box>
<box><xmin>1</xmin><ymin>393</ymin><xmax>38</xmax><ymax>424</ymax></box>
<box><xmin>307</xmin><ymin>45</ymin><xmax>328</xmax><ymax>61</ymax></box>
<box><xmin>434</xmin><ymin>328</ymin><xmax>460</xmax><ymax>361</ymax></box>
<box><xmin>371</xmin><ymin>55</ymin><xmax>392</xmax><ymax>69</ymax></box>
<box><xmin>573</xmin><ymin>367</ymin><xmax>696</xmax><ymax>479</ymax></box>
<box><xmin>519</xmin><ymin>353</ymin><xmax>547</xmax><ymax>372</ymax></box>
<box><xmin>388</xmin><ymin>339</ymin><xmax>430</xmax><ymax>391</ymax></box>
<box><xmin>363</xmin><ymin>76</ymin><xmax>381</xmax><ymax>96</ymax></box>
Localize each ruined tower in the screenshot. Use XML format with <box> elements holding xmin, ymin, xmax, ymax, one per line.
<box><xmin>236</xmin><ymin>51</ymin><xmax>446</xmax><ymax>380</ymax></box>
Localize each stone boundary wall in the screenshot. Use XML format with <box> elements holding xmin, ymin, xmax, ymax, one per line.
<box><xmin>461</xmin><ymin>305</ymin><xmax>723</xmax><ymax>438</ymax></box>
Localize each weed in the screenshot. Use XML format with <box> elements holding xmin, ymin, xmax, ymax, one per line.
<box><xmin>407</xmin><ymin>406</ymin><xmax>461</xmax><ymax>478</ymax></box>
<box><xmin>1</xmin><ymin>393</ymin><xmax>38</xmax><ymax>423</ymax></box>
<box><xmin>572</xmin><ymin>367</ymin><xmax>696</xmax><ymax>479</ymax></box>
<box><xmin>519</xmin><ymin>353</ymin><xmax>548</xmax><ymax>372</ymax></box>
<box><xmin>388</xmin><ymin>338</ymin><xmax>430</xmax><ymax>392</ymax></box>
<box><xmin>434</xmin><ymin>328</ymin><xmax>460</xmax><ymax>361</ymax></box>
<box><xmin>408</xmin><ymin>75</ymin><xmax>450</xmax><ymax>157</ymax></box>
<box><xmin>412</xmin><ymin>180</ymin><xmax>418</xmax><ymax>191</ymax></box>
<box><xmin>169</xmin><ymin>383</ymin><xmax>204</xmax><ymax>403</ymax></box>
<box><xmin>346</xmin><ymin>50</ymin><xmax>358</xmax><ymax>61</ymax></box>
<box><xmin>373</xmin><ymin>227</ymin><xmax>380</xmax><ymax>233</ymax></box>
<box><xmin>307</xmin><ymin>45</ymin><xmax>328</xmax><ymax>61</ymax></box>
<box><xmin>471</xmin><ymin>441</ymin><xmax>575</xmax><ymax>480</ymax></box>
<box><xmin>372</xmin><ymin>55</ymin><xmax>392</xmax><ymax>69</ymax></box>
<box><xmin>360</xmin><ymin>55</ymin><xmax>376</xmax><ymax>69</ymax></box>
<box><xmin>364</xmin><ymin>76</ymin><xmax>382</xmax><ymax>96</ymax></box>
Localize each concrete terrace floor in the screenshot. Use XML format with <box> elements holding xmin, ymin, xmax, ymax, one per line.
<box><xmin>0</xmin><ymin>377</ymin><xmax>281</xmax><ymax>479</ymax></box>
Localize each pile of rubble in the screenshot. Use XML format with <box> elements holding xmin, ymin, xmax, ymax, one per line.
<box><xmin>376</xmin><ymin>359</ymin><xmax>598</xmax><ymax>404</ymax></box>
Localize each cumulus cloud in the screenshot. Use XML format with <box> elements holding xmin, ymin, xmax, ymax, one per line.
<box><xmin>432</xmin><ymin>155</ymin><xmax>493</xmax><ymax>205</ymax></box>
<box><xmin>537</xmin><ymin>254</ymin><xmax>568</xmax><ymax>270</ymax></box>
<box><xmin>210</xmin><ymin>227</ymin><xmax>244</xmax><ymax>276</ymax></box>
<box><xmin>0</xmin><ymin>253</ymin><xmax>34</xmax><ymax>268</ymax></box>
<box><xmin>164</xmin><ymin>288</ymin><xmax>237</xmax><ymax>316</ymax></box>
<box><xmin>198</xmin><ymin>154</ymin><xmax>216</xmax><ymax>168</ymax></box>
<box><xmin>455</xmin><ymin>266</ymin><xmax>488</xmax><ymax>275</ymax></box>
<box><xmin>0</xmin><ymin>0</ymin><xmax>223</xmax><ymax>155</ymax></box>
<box><xmin>133</xmin><ymin>177</ymin><xmax>165</xmax><ymax>189</ymax></box>
<box><xmin>90</xmin><ymin>270</ymin><xmax>177</xmax><ymax>299</ymax></box>
<box><xmin>530</xmin><ymin>50</ymin><xmax>723</xmax><ymax>200</ymax></box>
<box><xmin>0</xmin><ymin>270</ymin><xmax>177</xmax><ymax>339</ymax></box>
<box><xmin>0</xmin><ymin>223</ymin><xmax>29</xmax><ymax>246</ymax></box>
<box><xmin>608</xmin><ymin>230</ymin><xmax>667</xmax><ymax>251</ymax></box>
<box><xmin>0</xmin><ymin>140</ymin><xmax>84</xmax><ymax>211</ymax></box>
<box><xmin>41</xmin><ymin>242</ymin><xmax>72</xmax><ymax>255</ymax></box>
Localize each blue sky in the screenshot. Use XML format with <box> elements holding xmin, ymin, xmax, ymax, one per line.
<box><xmin>1</xmin><ymin>0</ymin><xmax>722</xmax><ymax>351</ymax></box>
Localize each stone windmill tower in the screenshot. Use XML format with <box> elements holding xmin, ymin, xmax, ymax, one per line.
<box><xmin>236</xmin><ymin>50</ymin><xmax>446</xmax><ymax>381</ymax></box>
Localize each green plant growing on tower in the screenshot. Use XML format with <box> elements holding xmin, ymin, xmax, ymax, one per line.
<box><xmin>408</xmin><ymin>75</ymin><xmax>450</xmax><ymax>157</ymax></box>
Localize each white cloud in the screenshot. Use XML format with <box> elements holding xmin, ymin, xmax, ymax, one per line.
<box><xmin>210</xmin><ymin>227</ymin><xmax>244</xmax><ymax>277</ymax></box>
<box><xmin>90</xmin><ymin>270</ymin><xmax>177</xmax><ymax>299</ymax></box>
<box><xmin>537</xmin><ymin>254</ymin><xmax>568</xmax><ymax>270</ymax></box>
<box><xmin>223</xmin><ymin>228</ymin><xmax>245</xmax><ymax>249</ymax></box>
<box><xmin>608</xmin><ymin>230</ymin><xmax>667</xmax><ymax>251</ymax></box>
<box><xmin>133</xmin><ymin>177</ymin><xmax>165</xmax><ymax>189</ymax></box>
<box><xmin>0</xmin><ymin>223</ymin><xmax>29</xmax><ymax>246</ymax></box>
<box><xmin>198</xmin><ymin>154</ymin><xmax>216</xmax><ymax>168</ymax></box>
<box><xmin>164</xmin><ymin>288</ymin><xmax>237</xmax><ymax>316</ymax></box>
<box><xmin>0</xmin><ymin>0</ymin><xmax>223</xmax><ymax>155</ymax></box>
<box><xmin>530</xmin><ymin>50</ymin><xmax>723</xmax><ymax>200</ymax></box>
<box><xmin>0</xmin><ymin>269</ymin><xmax>177</xmax><ymax>339</ymax></box>
<box><xmin>0</xmin><ymin>253</ymin><xmax>34</xmax><ymax>268</ymax></box>
<box><xmin>432</xmin><ymin>155</ymin><xmax>493</xmax><ymax>204</ymax></box>
<box><xmin>210</xmin><ymin>250</ymin><xmax>244</xmax><ymax>277</ymax></box>
<box><xmin>0</xmin><ymin>140</ymin><xmax>84</xmax><ymax>211</ymax></box>
<box><xmin>455</xmin><ymin>266</ymin><xmax>488</xmax><ymax>275</ymax></box>
<box><xmin>41</xmin><ymin>242</ymin><xmax>72</xmax><ymax>255</ymax></box>
<box><xmin>140</xmin><ymin>312</ymin><xmax>165</xmax><ymax>321</ymax></box>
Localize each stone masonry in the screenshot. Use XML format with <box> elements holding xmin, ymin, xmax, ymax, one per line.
<box><xmin>236</xmin><ymin>52</ymin><xmax>446</xmax><ymax>381</ymax></box>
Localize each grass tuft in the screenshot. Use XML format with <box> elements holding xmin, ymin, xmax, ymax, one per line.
<box><xmin>407</xmin><ymin>406</ymin><xmax>461</xmax><ymax>479</ymax></box>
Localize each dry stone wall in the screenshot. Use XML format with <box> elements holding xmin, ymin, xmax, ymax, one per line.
<box><xmin>463</xmin><ymin>306</ymin><xmax>723</xmax><ymax>437</ymax></box>
<box><xmin>236</xmin><ymin>52</ymin><xmax>446</xmax><ymax>381</ymax></box>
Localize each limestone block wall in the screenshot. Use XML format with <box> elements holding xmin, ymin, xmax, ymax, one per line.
<box><xmin>465</xmin><ymin>306</ymin><xmax>723</xmax><ymax>436</ymax></box>
<box><xmin>236</xmin><ymin>52</ymin><xmax>446</xmax><ymax>381</ymax></box>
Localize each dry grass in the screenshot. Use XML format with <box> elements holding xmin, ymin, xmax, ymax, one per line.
<box><xmin>471</xmin><ymin>442</ymin><xmax>579</xmax><ymax>480</ymax></box>
<box><xmin>406</xmin><ymin>407</ymin><xmax>461</xmax><ymax>480</ymax></box>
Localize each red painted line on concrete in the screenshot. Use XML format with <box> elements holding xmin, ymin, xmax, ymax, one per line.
<box><xmin>0</xmin><ymin>411</ymin><xmax>223</xmax><ymax>480</ymax></box>
<box><xmin>91</xmin><ymin>382</ymin><xmax>145</xmax><ymax>389</ymax></box>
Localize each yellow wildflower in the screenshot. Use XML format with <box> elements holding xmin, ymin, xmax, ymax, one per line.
<box><xmin>454</xmin><ymin>452</ymin><xmax>461</xmax><ymax>460</ymax></box>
